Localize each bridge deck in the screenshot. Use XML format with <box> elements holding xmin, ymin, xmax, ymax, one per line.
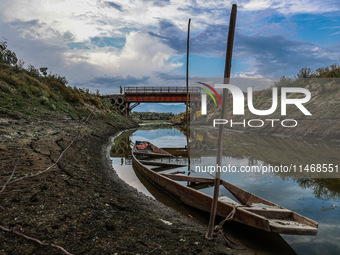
<box><xmin>124</xmin><ymin>87</ymin><xmax>200</xmax><ymax>103</ymax></box>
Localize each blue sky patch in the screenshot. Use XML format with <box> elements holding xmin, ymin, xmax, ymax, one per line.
<box><xmin>90</xmin><ymin>37</ymin><xmax>126</xmax><ymax>48</ymax></box>
<box><xmin>67</xmin><ymin>42</ymin><xmax>91</xmax><ymax>50</ymax></box>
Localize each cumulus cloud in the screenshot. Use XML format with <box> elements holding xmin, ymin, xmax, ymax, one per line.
<box><xmin>65</xmin><ymin>32</ymin><xmax>181</xmax><ymax>76</ymax></box>
<box><xmin>150</xmin><ymin>20</ymin><xmax>338</xmax><ymax>77</ymax></box>
<box><xmin>85</xmin><ymin>75</ymin><xmax>150</xmax><ymax>93</ymax></box>
<box><xmin>60</xmin><ymin>31</ymin><xmax>183</xmax><ymax>93</ymax></box>
<box><xmin>149</xmin><ymin>21</ymin><xmax>228</xmax><ymax>56</ymax></box>
<box><xmin>0</xmin><ymin>0</ymin><xmax>339</xmax><ymax>92</ymax></box>
<box><xmin>9</xmin><ymin>19</ymin><xmax>75</xmax><ymax>42</ymax></box>
<box><xmin>104</xmin><ymin>1</ymin><xmax>124</xmax><ymax>11</ymax></box>
<box><xmin>241</xmin><ymin>0</ymin><xmax>340</xmax><ymax>14</ymax></box>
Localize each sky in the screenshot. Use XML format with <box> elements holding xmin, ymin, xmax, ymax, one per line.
<box><xmin>0</xmin><ymin>0</ymin><xmax>339</xmax><ymax>94</ymax></box>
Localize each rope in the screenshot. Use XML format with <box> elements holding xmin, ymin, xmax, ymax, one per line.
<box><xmin>214</xmin><ymin>204</ymin><xmax>239</xmax><ymax>232</ymax></box>
<box><xmin>213</xmin><ymin>204</ymin><xmax>246</xmax><ymax>249</ymax></box>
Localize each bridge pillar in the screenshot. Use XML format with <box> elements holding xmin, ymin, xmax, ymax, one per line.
<box><xmin>125</xmin><ymin>101</ymin><xmax>130</xmax><ymax>116</ymax></box>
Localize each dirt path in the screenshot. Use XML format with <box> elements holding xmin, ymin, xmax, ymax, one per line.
<box><xmin>0</xmin><ymin>115</ymin><xmax>251</xmax><ymax>254</ymax></box>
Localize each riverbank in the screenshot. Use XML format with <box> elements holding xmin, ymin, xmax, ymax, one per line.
<box><xmin>0</xmin><ymin>113</ymin><xmax>252</xmax><ymax>254</ymax></box>
<box><xmin>0</xmin><ymin>62</ymin><xmax>251</xmax><ymax>254</ymax></box>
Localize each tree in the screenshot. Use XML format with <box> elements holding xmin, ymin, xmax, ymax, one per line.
<box><xmin>297</xmin><ymin>67</ymin><xmax>313</xmax><ymax>78</ymax></box>
<box><xmin>0</xmin><ymin>40</ymin><xmax>18</xmax><ymax>66</ymax></box>
<box><xmin>27</xmin><ymin>64</ymin><xmax>40</xmax><ymax>78</ymax></box>
<box><xmin>316</xmin><ymin>66</ymin><xmax>330</xmax><ymax>76</ymax></box>
<box><xmin>39</xmin><ymin>67</ymin><xmax>48</xmax><ymax>76</ymax></box>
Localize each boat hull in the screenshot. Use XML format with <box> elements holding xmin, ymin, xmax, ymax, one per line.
<box><xmin>132</xmin><ymin>143</ymin><xmax>318</xmax><ymax>235</ymax></box>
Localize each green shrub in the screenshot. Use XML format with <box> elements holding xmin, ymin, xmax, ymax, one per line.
<box><xmin>39</xmin><ymin>96</ymin><xmax>49</xmax><ymax>105</ymax></box>
<box><xmin>30</xmin><ymin>86</ymin><xmax>40</xmax><ymax>95</ymax></box>
<box><xmin>0</xmin><ymin>83</ymin><xmax>11</xmax><ymax>93</ymax></box>
<box><xmin>45</xmin><ymin>73</ymin><xmax>68</xmax><ymax>85</ymax></box>
<box><xmin>49</xmin><ymin>91</ymin><xmax>57</xmax><ymax>100</ymax></box>
<box><xmin>49</xmin><ymin>104</ymin><xmax>56</xmax><ymax>111</ymax></box>
<box><xmin>83</xmin><ymin>96</ymin><xmax>90</xmax><ymax>102</ymax></box>
<box><xmin>90</xmin><ymin>97</ymin><xmax>101</xmax><ymax>107</ymax></box>
<box><xmin>27</xmin><ymin>64</ymin><xmax>40</xmax><ymax>79</ymax></box>
<box><xmin>47</xmin><ymin>80</ymin><xmax>83</xmax><ymax>104</ymax></box>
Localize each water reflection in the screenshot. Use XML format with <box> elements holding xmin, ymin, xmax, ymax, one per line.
<box><xmin>110</xmin><ymin>129</ymin><xmax>134</xmax><ymax>156</ymax></box>
<box><xmin>110</xmin><ymin>125</ymin><xmax>340</xmax><ymax>255</ymax></box>
<box><xmin>131</xmin><ymin>156</ymin><xmax>298</xmax><ymax>255</ymax></box>
<box><xmin>190</xmin><ymin>127</ymin><xmax>340</xmax><ymax>179</ymax></box>
<box><xmin>294</xmin><ymin>178</ymin><xmax>340</xmax><ymax>200</ymax></box>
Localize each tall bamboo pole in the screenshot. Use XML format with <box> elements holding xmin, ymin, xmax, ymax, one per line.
<box><xmin>186</xmin><ymin>18</ymin><xmax>191</xmax><ymax>165</ymax></box>
<box><xmin>206</xmin><ymin>4</ymin><xmax>237</xmax><ymax>239</ymax></box>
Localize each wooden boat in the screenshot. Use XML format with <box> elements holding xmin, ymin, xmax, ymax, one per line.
<box><xmin>133</xmin><ymin>141</ymin><xmax>174</xmax><ymax>157</ymax></box>
<box><xmin>139</xmin><ymin>160</ymin><xmax>187</xmax><ymax>167</ymax></box>
<box><xmin>132</xmin><ymin>141</ymin><xmax>318</xmax><ymax>236</ymax></box>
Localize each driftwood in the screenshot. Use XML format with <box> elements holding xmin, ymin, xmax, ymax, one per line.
<box><xmin>0</xmin><ymin>225</ymin><xmax>74</xmax><ymax>255</ymax></box>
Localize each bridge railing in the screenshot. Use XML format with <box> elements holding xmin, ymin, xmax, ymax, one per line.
<box><xmin>124</xmin><ymin>87</ymin><xmax>201</xmax><ymax>94</ymax></box>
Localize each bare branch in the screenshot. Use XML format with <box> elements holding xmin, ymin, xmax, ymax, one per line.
<box><xmin>0</xmin><ymin>225</ymin><xmax>74</xmax><ymax>255</ymax></box>
<box><xmin>1</xmin><ymin>111</ymin><xmax>93</xmax><ymax>191</ymax></box>
<box><xmin>0</xmin><ymin>110</ymin><xmax>94</xmax><ymax>254</ymax></box>
<box><xmin>0</xmin><ymin>143</ymin><xmax>26</xmax><ymax>194</ymax></box>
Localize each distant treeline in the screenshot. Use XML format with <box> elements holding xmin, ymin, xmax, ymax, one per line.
<box><xmin>295</xmin><ymin>64</ymin><xmax>340</xmax><ymax>78</ymax></box>
<box><xmin>131</xmin><ymin>111</ymin><xmax>174</xmax><ymax>120</ymax></box>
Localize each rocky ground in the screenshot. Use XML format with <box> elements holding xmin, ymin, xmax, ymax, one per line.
<box><xmin>0</xmin><ymin>113</ymin><xmax>251</xmax><ymax>255</ymax></box>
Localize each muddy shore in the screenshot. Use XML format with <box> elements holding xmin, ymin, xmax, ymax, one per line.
<box><xmin>0</xmin><ymin>114</ymin><xmax>251</xmax><ymax>254</ymax></box>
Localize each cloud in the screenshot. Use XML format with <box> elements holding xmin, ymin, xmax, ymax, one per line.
<box><xmin>90</xmin><ymin>37</ymin><xmax>126</xmax><ymax>48</ymax></box>
<box><xmin>150</xmin><ymin>19</ymin><xmax>338</xmax><ymax>77</ymax></box>
<box><xmin>142</xmin><ymin>0</ymin><xmax>170</xmax><ymax>7</ymax></box>
<box><xmin>90</xmin><ymin>75</ymin><xmax>149</xmax><ymax>87</ymax></box>
<box><xmin>9</xmin><ymin>19</ymin><xmax>75</xmax><ymax>42</ymax></box>
<box><xmin>1</xmin><ymin>0</ymin><xmax>339</xmax><ymax>92</ymax></box>
<box><xmin>242</xmin><ymin>0</ymin><xmax>271</xmax><ymax>11</ymax></box>
<box><xmin>104</xmin><ymin>1</ymin><xmax>123</xmax><ymax>11</ymax></box>
<box><xmin>149</xmin><ymin>21</ymin><xmax>228</xmax><ymax>56</ymax></box>
<box><xmin>156</xmin><ymin>72</ymin><xmax>185</xmax><ymax>81</ymax></box>
<box><xmin>148</xmin><ymin>20</ymin><xmax>187</xmax><ymax>54</ymax></box>
<box><xmin>234</xmin><ymin>33</ymin><xmax>337</xmax><ymax>76</ymax></box>
<box><xmin>241</xmin><ymin>0</ymin><xmax>340</xmax><ymax>14</ymax></box>
<box><xmin>1</xmin><ymin>16</ymin><xmax>183</xmax><ymax>93</ymax></box>
<box><xmin>0</xmin><ymin>21</ymin><xmax>69</xmax><ymax>69</ymax></box>
<box><xmin>331</xmin><ymin>31</ymin><xmax>340</xmax><ymax>36</ymax></box>
<box><xmin>69</xmin><ymin>32</ymin><xmax>182</xmax><ymax>76</ymax></box>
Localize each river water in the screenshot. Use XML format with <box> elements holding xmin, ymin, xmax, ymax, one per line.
<box><xmin>110</xmin><ymin>125</ymin><xmax>340</xmax><ymax>255</ymax></box>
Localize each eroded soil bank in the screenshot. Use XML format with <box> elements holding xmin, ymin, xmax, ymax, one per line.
<box><xmin>0</xmin><ymin>114</ymin><xmax>251</xmax><ymax>254</ymax></box>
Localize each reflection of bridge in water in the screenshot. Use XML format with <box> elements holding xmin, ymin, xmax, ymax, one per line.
<box><xmin>109</xmin><ymin>130</ymin><xmax>212</xmax><ymax>161</ymax></box>
<box><xmin>111</xmin><ymin>147</ymin><xmax>193</xmax><ymax>157</ymax></box>
<box><xmin>111</xmin><ymin>146</ymin><xmax>202</xmax><ymax>165</ymax></box>
<box><xmin>103</xmin><ymin>86</ymin><xmax>201</xmax><ymax>116</ymax></box>
<box><xmin>110</xmin><ymin>132</ymin><xmax>202</xmax><ymax>165</ymax></box>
